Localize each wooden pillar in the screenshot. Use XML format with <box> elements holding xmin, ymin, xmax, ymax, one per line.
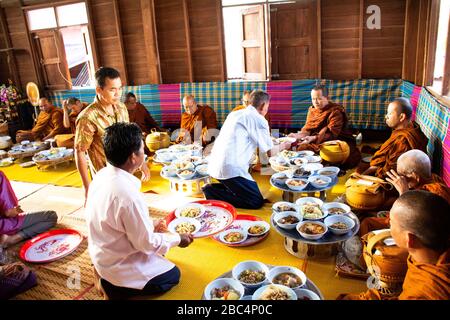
<box><xmin>141</xmin><ymin>0</ymin><xmax>161</xmax><ymax>84</ymax></box>
<box><xmin>112</xmin><ymin>0</ymin><xmax>128</xmax><ymax>84</ymax></box>
<box><xmin>182</xmin><ymin>0</ymin><xmax>193</xmax><ymax>82</ymax></box>
<box><xmin>0</xmin><ymin>8</ymin><xmax>20</xmax><ymax>86</ymax></box>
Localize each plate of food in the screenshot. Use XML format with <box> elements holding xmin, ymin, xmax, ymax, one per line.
<box><xmin>166</xmin><ymin>200</ymin><xmax>237</xmax><ymax>238</ymax></box>
<box><xmin>0</xmin><ymin>157</ymin><xmax>13</xmax><ymax>167</ymax></box>
<box><xmin>212</xmin><ymin>215</ymin><xmax>270</xmax><ymax>246</ymax></box>
<box><xmin>19</xmin><ymin>229</ymin><xmax>84</xmax><ymax>263</ymax></box>
<box><xmin>219</xmin><ymin>229</ymin><xmax>248</xmax><ymax>245</ymax></box>
<box><xmin>272</xmin><ymin>201</ymin><xmax>299</xmax><ymax>214</ymax></box>
<box><xmin>174</xmin><ymin>203</ymin><xmax>206</xmax><ymax>219</ymax></box>
<box><xmin>167</xmin><ymin>217</ymin><xmax>201</xmax><ymax>236</ymax></box>
<box><xmin>270</xmin><ymin>172</ymin><xmax>337</xmax><ymax>193</ymax></box>
<box><xmin>274</xmin><ymin>137</ymin><xmax>297</xmax><ymax>144</ymax></box>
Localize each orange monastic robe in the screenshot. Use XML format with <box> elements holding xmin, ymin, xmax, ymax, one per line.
<box><xmin>337</xmin><ymin>249</ymin><xmax>450</xmax><ymax>300</ymax></box>
<box><xmin>180</xmin><ymin>105</ymin><xmax>217</xmax><ymax>145</ymax></box>
<box><xmin>370</xmin><ymin>122</ymin><xmax>428</xmax><ymax>178</ymax></box>
<box><xmin>298</xmin><ymin>102</ymin><xmax>361</xmax><ymax>168</ymax></box>
<box><xmin>16</xmin><ymin>107</ymin><xmax>67</xmax><ymax>142</ymax></box>
<box><xmin>359</xmin><ymin>174</ymin><xmax>450</xmax><ymax>235</ymax></box>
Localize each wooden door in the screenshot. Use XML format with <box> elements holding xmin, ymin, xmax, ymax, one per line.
<box><xmin>241</xmin><ymin>5</ymin><xmax>266</xmax><ymax>80</ymax></box>
<box><xmin>270</xmin><ymin>0</ymin><xmax>320</xmax><ymax>80</ymax></box>
<box><xmin>32</xmin><ymin>29</ymin><xmax>71</xmax><ymax>90</ymax></box>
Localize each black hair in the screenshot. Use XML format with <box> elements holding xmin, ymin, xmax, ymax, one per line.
<box><xmin>95</xmin><ymin>67</ymin><xmax>121</xmax><ymax>88</ymax></box>
<box><xmin>103</xmin><ymin>122</ymin><xmax>143</xmax><ymax>167</ymax></box>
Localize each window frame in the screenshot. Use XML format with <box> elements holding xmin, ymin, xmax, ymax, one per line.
<box><xmin>23</xmin><ymin>0</ymin><xmax>98</xmax><ymax>90</ymax></box>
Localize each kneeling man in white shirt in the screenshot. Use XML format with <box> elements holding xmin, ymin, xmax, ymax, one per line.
<box><xmin>205</xmin><ymin>90</ymin><xmax>291</xmax><ymax>209</ymax></box>
<box><xmin>85</xmin><ymin>122</ymin><xmax>193</xmax><ymax>299</ymax></box>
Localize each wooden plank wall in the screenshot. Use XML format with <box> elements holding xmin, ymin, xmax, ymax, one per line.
<box><xmin>321</xmin><ymin>0</ymin><xmax>406</xmax><ymax>80</ymax></box>
<box><xmin>0</xmin><ymin>0</ymin><xmax>440</xmax><ymax>89</ymax></box>
<box><xmin>154</xmin><ymin>0</ymin><xmax>225</xmax><ymax>83</ymax></box>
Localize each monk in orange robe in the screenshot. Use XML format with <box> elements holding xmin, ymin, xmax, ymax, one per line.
<box><xmin>177</xmin><ymin>95</ymin><xmax>217</xmax><ymax>146</ymax></box>
<box><xmin>125</xmin><ymin>92</ymin><xmax>161</xmax><ymax>136</ymax></box>
<box><xmin>359</xmin><ymin>149</ymin><xmax>450</xmax><ymax>235</ymax></box>
<box><xmin>288</xmin><ymin>85</ymin><xmax>361</xmax><ymax>168</ymax></box>
<box><xmin>16</xmin><ymin>97</ymin><xmax>68</xmax><ymax>143</ymax></box>
<box><xmin>364</xmin><ymin>97</ymin><xmax>428</xmax><ymax>178</ymax></box>
<box><xmin>338</xmin><ymin>190</ymin><xmax>450</xmax><ymax>300</ymax></box>
<box><xmin>232</xmin><ymin>90</ymin><xmax>271</xmax><ymax>124</ymax></box>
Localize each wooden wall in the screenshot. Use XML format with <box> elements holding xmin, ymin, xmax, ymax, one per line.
<box><xmin>154</xmin><ymin>0</ymin><xmax>225</xmax><ymax>83</ymax></box>
<box><xmin>321</xmin><ymin>0</ymin><xmax>406</xmax><ymax>79</ymax></box>
<box><xmin>0</xmin><ymin>0</ymin><xmax>440</xmax><ymax>90</ymax></box>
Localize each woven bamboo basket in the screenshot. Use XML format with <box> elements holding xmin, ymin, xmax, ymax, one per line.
<box><xmin>362</xmin><ymin>230</ymin><xmax>409</xmax><ymax>297</ymax></box>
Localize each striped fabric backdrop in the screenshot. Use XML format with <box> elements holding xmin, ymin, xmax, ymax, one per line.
<box><xmin>402</xmin><ymin>80</ymin><xmax>423</xmax><ymax>121</ymax></box>
<box><xmin>180</xmin><ymin>81</ymin><xmax>267</xmax><ymax>125</ymax></box>
<box><xmin>415</xmin><ymin>89</ymin><xmax>450</xmax><ymax>182</ymax></box>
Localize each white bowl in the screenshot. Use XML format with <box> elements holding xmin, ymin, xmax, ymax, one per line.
<box><xmin>232</xmin><ymin>261</ymin><xmax>270</xmax><ymax>288</ymax></box>
<box><xmin>296</xmin><ymin>150</ymin><xmax>315</xmax><ymax>157</ymax></box>
<box><xmin>268</xmin><ymin>266</ymin><xmax>307</xmax><ymax>290</ymax></box>
<box><xmin>294</xmin><ymin>288</ymin><xmax>321</xmax><ymax>300</ymax></box>
<box><xmin>174</xmin><ymin>151</ymin><xmax>192</xmax><ymax>160</ymax></box>
<box><xmin>176</xmin><ymin>168</ymin><xmax>196</xmax><ymax>180</ymax></box>
<box><xmin>295</xmin><ymin>197</ymin><xmax>324</xmax><ymax>208</ymax></box>
<box><xmin>175</xmin><ymin>203</ymin><xmax>206</xmax><ymax>219</ymax></box>
<box><xmin>157</xmin><ymin>152</ymin><xmax>175</xmax><ymax>162</ymax></box>
<box><xmin>275</xmin><ymin>137</ymin><xmax>296</xmax><ymax>144</ymax></box>
<box><xmin>204</xmin><ymin>278</ymin><xmax>245</xmax><ymax>300</ymax></box>
<box><xmin>303</xmin><ymin>163</ymin><xmax>324</xmax><ymax>173</ymax></box>
<box><xmin>297</xmin><ymin>221</ymin><xmax>328</xmax><ymax>240</ymax></box>
<box><xmin>322</xmin><ymin>202</ymin><xmax>351</xmax><ymax>215</ymax></box>
<box><xmin>285</xmin><ymin>178</ymin><xmax>309</xmax><ymax>191</ymax></box>
<box><xmin>252</xmin><ymin>284</ymin><xmax>297</xmax><ymax>300</ymax></box>
<box><xmin>289</xmin><ymin>157</ymin><xmax>308</xmax><ymax>167</ymax></box>
<box><xmin>278</xmin><ymin>150</ymin><xmax>299</xmax><ymax>159</ymax></box>
<box><xmin>219</xmin><ymin>228</ymin><xmax>248</xmax><ymax>245</ymax></box>
<box><xmin>195</xmin><ymin>164</ymin><xmax>208</xmax><ymax>176</ymax></box>
<box><xmin>317</xmin><ymin>166</ymin><xmax>340</xmax><ymax>178</ymax></box>
<box><xmin>273</xmin><ymin>211</ymin><xmax>302</xmax><ymax>230</ymax></box>
<box><xmin>272</xmin><ymin>201</ymin><xmax>299</xmax><ymax>214</ymax></box>
<box><xmin>161</xmin><ymin>165</ymin><xmax>178</xmax><ymax>177</ymax></box>
<box><xmin>20</xmin><ymin>140</ymin><xmax>30</xmax><ymax>145</ymax></box>
<box><xmin>307</xmin><ymin>175</ymin><xmax>332</xmax><ymax>189</ymax></box>
<box><xmin>324</xmin><ymin>214</ymin><xmax>355</xmax><ymax>235</ymax></box>
<box><xmin>172</xmin><ymin>160</ymin><xmax>195</xmax><ymax>171</ymax></box>
<box><xmin>167</xmin><ymin>217</ymin><xmax>201</xmax><ymax>235</ymax></box>
<box><xmin>305</xmin><ymin>155</ymin><xmax>322</xmax><ymax>163</ymax></box>
<box><xmin>246</xmin><ymin>221</ymin><xmax>270</xmax><ymax>237</ymax></box>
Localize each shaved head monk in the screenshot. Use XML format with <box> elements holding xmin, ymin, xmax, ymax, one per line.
<box><xmin>177</xmin><ymin>95</ymin><xmax>217</xmax><ymax>146</ymax></box>
<box><xmin>364</xmin><ymin>97</ymin><xmax>428</xmax><ymax>178</ymax></box>
<box><xmin>339</xmin><ymin>190</ymin><xmax>450</xmax><ymax>300</ymax></box>
<box><xmin>288</xmin><ymin>85</ymin><xmax>361</xmax><ymax>168</ymax></box>
<box><xmin>359</xmin><ymin>149</ymin><xmax>450</xmax><ymax>235</ymax></box>
<box><xmin>16</xmin><ymin>97</ymin><xmax>68</xmax><ymax>143</ymax></box>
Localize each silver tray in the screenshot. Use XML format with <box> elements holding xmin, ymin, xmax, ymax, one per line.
<box><xmin>270</xmin><ymin>172</ymin><xmax>338</xmax><ymax>193</ymax></box>
<box><xmin>271</xmin><ymin>212</ymin><xmax>360</xmax><ymax>245</ymax></box>
<box><xmin>201</xmin><ymin>264</ymin><xmax>324</xmax><ymax>300</ymax></box>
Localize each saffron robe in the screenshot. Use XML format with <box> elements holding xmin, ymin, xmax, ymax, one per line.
<box><xmin>180</xmin><ymin>105</ymin><xmax>217</xmax><ymax>145</ymax></box>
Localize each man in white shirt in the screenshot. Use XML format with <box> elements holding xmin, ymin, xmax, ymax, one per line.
<box><xmin>85</xmin><ymin>122</ymin><xmax>193</xmax><ymax>299</ymax></box>
<box><xmin>204</xmin><ymin>90</ymin><xmax>291</xmax><ymax>209</ymax></box>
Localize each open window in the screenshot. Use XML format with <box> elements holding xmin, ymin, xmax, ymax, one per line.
<box><xmin>430</xmin><ymin>0</ymin><xmax>450</xmax><ymax>97</ymax></box>
<box><xmin>26</xmin><ymin>2</ymin><xmax>95</xmax><ymax>90</ymax></box>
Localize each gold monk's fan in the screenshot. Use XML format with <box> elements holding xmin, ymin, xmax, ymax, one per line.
<box><xmin>26</xmin><ymin>82</ymin><xmax>40</xmax><ymax>119</ymax></box>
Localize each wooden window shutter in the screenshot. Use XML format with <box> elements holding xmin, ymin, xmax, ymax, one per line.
<box><xmin>32</xmin><ymin>29</ymin><xmax>72</xmax><ymax>90</ymax></box>
<box><xmin>241</xmin><ymin>5</ymin><xmax>266</xmax><ymax>81</ymax></box>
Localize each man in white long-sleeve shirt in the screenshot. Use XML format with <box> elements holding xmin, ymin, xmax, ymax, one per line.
<box><xmin>85</xmin><ymin>122</ymin><xmax>193</xmax><ymax>299</ymax></box>
<box><xmin>204</xmin><ymin>90</ymin><xmax>291</xmax><ymax>209</ymax></box>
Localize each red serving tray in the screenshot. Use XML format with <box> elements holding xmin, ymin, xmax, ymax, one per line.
<box><xmin>165</xmin><ymin>200</ymin><xmax>237</xmax><ymax>238</ymax></box>
<box><xmin>19</xmin><ymin>229</ymin><xmax>84</xmax><ymax>263</ymax></box>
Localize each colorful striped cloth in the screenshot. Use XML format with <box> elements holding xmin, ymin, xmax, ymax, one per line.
<box><xmin>415</xmin><ymin>89</ymin><xmax>450</xmax><ymax>184</ymax></box>
<box><xmin>402</xmin><ymin>80</ymin><xmax>423</xmax><ymax>121</ymax></box>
